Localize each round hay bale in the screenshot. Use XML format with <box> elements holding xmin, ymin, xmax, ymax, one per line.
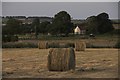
<box><xmin>38</xmin><ymin>41</ymin><xmax>48</xmax><ymax>49</ymax></box>
<box><xmin>75</xmin><ymin>41</ymin><xmax>86</xmax><ymax>51</ymax></box>
<box><xmin>47</xmin><ymin>48</ymin><xmax>75</xmax><ymax>71</ymax></box>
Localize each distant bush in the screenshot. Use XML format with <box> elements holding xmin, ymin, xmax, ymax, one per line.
<box><xmin>48</xmin><ymin>42</ymin><xmax>75</xmax><ymax>48</ymax></box>
<box><xmin>48</xmin><ymin>42</ymin><xmax>60</xmax><ymax>48</ymax></box>
<box><xmin>86</xmin><ymin>42</ymin><xmax>113</xmax><ymax>48</ymax></box>
<box><xmin>2</xmin><ymin>35</ymin><xmax>18</xmax><ymax>42</ymax></box>
<box><xmin>19</xmin><ymin>37</ymin><xmax>36</xmax><ymax>40</ymax></box>
<box><xmin>2</xmin><ymin>42</ymin><xmax>38</xmax><ymax>48</ymax></box>
<box><xmin>112</xmin><ymin>29</ymin><xmax>120</xmax><ymax>35</ymax></box>
<box><xmin>2</xmin><ymin>40</ymin><xmax>116</xmax><ymax>48</ymax></box>
<box><xmin>115</xmin><ymin>40</ymin><xmax>120</xmax><ymax>48</ymax></box>
<box><xmin>11</xmin><ymin>36</ymin><xmax>18</xmax><ymax>42</ymax></box>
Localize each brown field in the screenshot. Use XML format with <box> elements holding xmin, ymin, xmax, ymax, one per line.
<box><xmin>2</xmin><ymin>48</ymin><xmax>118</xmax><ymax>78</ymax></box>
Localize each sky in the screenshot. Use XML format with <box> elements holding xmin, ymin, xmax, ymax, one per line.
<box><xmin>0</xmin><ymin>2</ymin><xmax>2</xmax><ymax>16</ymax></box>
<box><xmin>2</xmin><ymin>2</ymin><xmax>118</xmax><ymax>19</ymax></box>
<box><xmin>1</xmin><ymin>0</ymin><xmax>119</xmax><ymax>2</ymax></box>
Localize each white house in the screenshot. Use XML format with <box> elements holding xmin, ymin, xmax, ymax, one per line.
<box><xmin>74</xmin><ymin>26</ymin><xmax>81</xmax><ymax>34</ymax></box>
<box><xmin>74</xmin><ymin>25</ymin><xmax>86</xmax><ymax>34</ymax></box>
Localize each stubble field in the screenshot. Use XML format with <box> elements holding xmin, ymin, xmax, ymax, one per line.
<box><xmin>2</xmin><ymin>48</ymin><xmax>118</xmax><ymax>78</ymax></box>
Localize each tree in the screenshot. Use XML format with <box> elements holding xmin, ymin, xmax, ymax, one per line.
<box><xmin>86</xmin><ymin>12</ymin><xmax>114</xmax><ymax>34</ymax></box>
<box><xmin>20</xmin><ymin>23</ymin><xmax>32</xmax><ymax>34</ymax></box>
<box><xmin>97</xmin><ymin>12</ymin><xmax>109</xmax><ymax>19</ymax></box>
<box><xmin>97</xmin><ymin>13</ymin><xmax>114</xmax><ymax>34</ymax></box>
<box><xmin>86</xmin><ymin>16</ymin><xmax>99</xmax><ymax>34</ymax></box>
<box><xmin>2</xmin><ymin>18</ymin><xmax>22</xmax><ymax>35</ymax></box>
<box><xmin>2</xmin><ymin>18</ymin><xmax>21</xmax><ymax>42</ymax></box>
<box><xmin>38</xmin><ymin>21</ymin><xmax>50</xmax><ymax>34</ymax></box>
<box><xmin>50</xmin><ymin>11</ymin><xmax>73</xmax><ymax>36</ymax></box>
<box><xmin>32</xmin><ymin>18</ymin><xmax>40</xmax><ymax>38</ymax></box>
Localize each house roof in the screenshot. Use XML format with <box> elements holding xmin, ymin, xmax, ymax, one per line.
<box><xmin>77</xmin><ymin>25</ymin><xmax>86</xmax><ymax>30</ymax></box>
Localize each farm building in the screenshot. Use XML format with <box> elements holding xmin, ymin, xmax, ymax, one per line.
<box><xmin>74</xmin><ymin>26</ymin><xmax>86</xmax><ymax>34</ymax></box>
<box><xmin>74</xmin><ymin>26</ymin><xmax>80</xmax><ymax>34</ymax></box>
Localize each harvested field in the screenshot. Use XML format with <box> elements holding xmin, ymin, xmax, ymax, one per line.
<box><xmin>2</xmin><ymin>48</ymin><xmax>118</xmax><ymax>78</ymax></box>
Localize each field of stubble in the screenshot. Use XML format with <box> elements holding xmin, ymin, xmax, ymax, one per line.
<box><xmin>2</xmin><ymin>48</ymin><xmax>118</xmax><ymax>78</ymax></box>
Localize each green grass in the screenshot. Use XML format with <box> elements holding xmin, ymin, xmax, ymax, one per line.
<box><xmin>18</xmin><ymin>34</ymin><xmax>89</xmax><ymax>40</ymax></box>
<box><xmin>17</xmin><ymin>32</ymin><xmax>119</xmax><ymax>41</ymax></box>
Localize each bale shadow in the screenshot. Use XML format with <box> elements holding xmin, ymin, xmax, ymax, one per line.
<box><xmin>75</xmin><ymin>67</ymin><xmax>106</xmax><ymax>73</ymax></box>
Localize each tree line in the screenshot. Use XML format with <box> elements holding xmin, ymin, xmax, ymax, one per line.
<box><xmin>2</xmin><ymin>11</ymin><xmax>114</xmax><ymax>42</ymax></box>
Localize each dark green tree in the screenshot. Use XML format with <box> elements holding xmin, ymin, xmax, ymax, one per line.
<box><xmin>20</xmin><ymin>23</ymin><xmax>32</xmax><ymax>34</ymax></box>
<box><xmin>86</xmin><ymin>12</ymin><xmax>114</xmax><ymax>34</ymax></box>
<box><xmin>97</xmin><ymin>13</ymin><xmax>114</xmax><ymax>34</ymax></box>
<box><xmin>2</xmin><ymin>18</ymin><xmax>22</xmax><ymax>42</ymax></box>
<box><xmin>32</xmin><ymin>18</ymin><xmax>40</xmax><ymax>39</ymax></box>
<box><xmin>50</xmin><ymin>11</ymin><xmax>73</xmax><ymax>36</ymax></box>
<box><xmin>97</xmin><ymin>12</ymin><xmax>109</xmax><ymax>19</ymax></box>
<box><xmin>86</xmin><ymin>16</ymin><xmax>99</xmax><ymax>34</ymax></box>
<box><xmin>2</xmin><ymin>18</ymin><xmax>22</xmax><ymax>35</ymax></box>
<box><xmin>38</xmin><ymin>21</ymin><xmax>50</xmax><ymax>34</ymax></box>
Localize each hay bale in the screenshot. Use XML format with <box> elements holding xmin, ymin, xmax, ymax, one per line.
<box><xmin>47</xmin><ymin>48</ymin><xmax>75</xmax><ymax>71</ymax></box>
<box><xmin>38</xmin><ymin>41</ymin><xmax>48</xmax><ymax>49</ymax></box>
<box><xmin>75</xmin><ymin>41</ymin><xmax>86</xmax><ymax>51</ymax></box>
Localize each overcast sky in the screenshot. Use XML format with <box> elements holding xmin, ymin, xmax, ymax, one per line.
<box><xmin>2</xmin><ymin>0</ymin><xmax>119</xmax><ymax>2</ymax></box>
<box><xmin>2</xmin><ymin>2</ymin><xmax>118</xmax><ymax>19</ymax></box>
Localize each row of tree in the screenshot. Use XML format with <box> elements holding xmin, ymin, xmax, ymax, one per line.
<box><xmin>32</xmin><ymin>11</ymin><xmax>74</xmax><ymax>37</ymax></box>
<box><xmin>2</xmin><ymin>11</ymin><xmax>114</xmax><ymax>39</ymax></box>
<box><xmin>3</xmin><ymin>11</ymin><xmax>74</xmax><ymax>37</ymax></box>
